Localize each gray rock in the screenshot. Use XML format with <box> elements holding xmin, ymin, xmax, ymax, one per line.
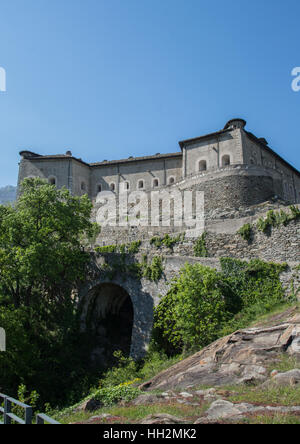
<box><xmin>205</xmin><ymin>400</ymin><xmax>253</xmax><ymax>420</ymax></box>
<box><xmin>140</xmin><ymin>413</ymin><xmax>188</xmax><ymax>424</ymax></box>
<box><xmin>179</xmin><ymin>392</ymin><xmax>193</xmax><ymax>398</ymax></box>
<box><xmin>262</xmin><ymin>369</ymin><xmax>300</xmax><ymax>388</ymax></box>
<box><xmin>140</xmin><ymin>309</ymin><xmax>300</xmax><ymax>392</ymax></box>
<box><xmin>76</xmin><ymin>397</ymin><xmax>102</xmax><ymax>412</ymax></box>
<box><xmin>132</xmin><ymin>394</ymin><xmax>161</xmax><ymax>405</ymax></box>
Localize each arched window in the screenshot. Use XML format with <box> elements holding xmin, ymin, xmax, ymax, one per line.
<box><xmin>48</xmin><ymin>176</ymin><xmax>56</xmax><ymax>185</ymax></box>
<box><xmin>222</xmin><ymin>155</ymin><xmax>231</xmax><ymax>167</ymax></box>
<box><xmin>168</xmin><ymin>176</ymin><xmax>175</xmax><ymax>185</ymax></box>
<box><xmin>198</xmin><ymin>160</ymin><xmax>207</xmax><ymax>172</ymax></box>
<box><xmin>138</xmin><ymin>180</ymin><xmax>144</xmax><ymax>190</ymax></box>
<box><xmin>97</xmin><ymin>184</ymin><xmax>102</xmax><ymax>193</ymax></box>
<box><xmin>110</xmin><ymin>182</ymin><xmax>116</xmax><ymax>192</ymax></box>
<box><xmin>152</xmin><ymin>178</ymin><xmax>159</xmax><ymax>188</ymax></box>
<box><xmin>124</xmin><ymin>181</ymin><xmax>130</xmax><ymax>190</ymax></box>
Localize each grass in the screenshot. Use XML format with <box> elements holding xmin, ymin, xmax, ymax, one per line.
<box><xmin>227</xmin><ymin>386</ymin><xmax>300</xmax><ymax>407</ymax></box>
<box><xmin>57</xmin><ymin>402</ymin><xmax>209</xmax><ymax>424</ymax></box>
<box><xmin>245</xmin><ymin>414</ymin><xmax>300</xmax><ymax>424</ymax></box>
<box><xmin>249</xmin><ymin>302</ymin><xmax>299</xmax><ymax>328</ymax></box>
<box><xmin>266</xmin><ymin>354</ymin><xmax>300</xmax><ymax>374</ymax></box>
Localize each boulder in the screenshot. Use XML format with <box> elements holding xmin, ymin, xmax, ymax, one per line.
<box><xmin>262</xmin><ymin>369</ymin><xmax>300</xmax><ymax>388</ymax></box>
<box><xmin>139</xmin><ymin>307</ymin><xmax>300</xmax><ymax>391</ymax></box>
<box><xmin>140</xmin><ymin>413</ymin><xmax>188</xmax><ymax>424</ymax></box>
<box><xmin>76</xmin><ymin>397</ymin><xmax>102</xmax><ymax>412</ymax></box>
<box><xmin>132</xmin><ymin>394</ymin><xmax>161</xmax><ymax>406</ymax></box>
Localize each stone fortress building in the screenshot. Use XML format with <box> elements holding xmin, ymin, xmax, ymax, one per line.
<box><xmin>16</xmin><ymin>118</ymin><xmax>300</xmax><ymax>360</ymax></box>
<box><xmin>18</xmin><ymin>118</ymin><xmax>300</xmax><ymax>215</ymax></box>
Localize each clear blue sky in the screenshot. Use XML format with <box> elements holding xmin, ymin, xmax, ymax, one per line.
<box><xmin>0</xmin><ymin>0</ymin><xmax>299</xmax><ymax>187</ymax></box>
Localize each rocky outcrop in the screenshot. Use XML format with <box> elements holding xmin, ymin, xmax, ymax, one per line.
<box><xmin>195</xmin><ymin>400</ymin><xmax>300</xmax><ymax>423</ymax></box>
<box><xmin>140</xmin><ymin>413</ymin><xmax>188</xmax><ymax>425</ymax></box>
<box><xmin>262</xmin><ymin>369</ymin><xmax>300</xmax><ymax>388</ymax></box>
<box><xmin>140</xmin><ymin>308</ymin><xmax>300</xmax><ymax>391</ymax></box>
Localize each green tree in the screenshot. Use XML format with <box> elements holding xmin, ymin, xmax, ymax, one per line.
<box><xmin>0</xmin><ymin>178</ymin><xmax>100</xmax><ymax>406</ymax></box>
<box><xmin>0</xmin><ymin>178</ymin><xmax>99</xmax><ymax>308</ymax></box>
<box><xmin>153</xmin><ymin>264</ymin><xmax>230</xmax><ymax>354</ymax></box>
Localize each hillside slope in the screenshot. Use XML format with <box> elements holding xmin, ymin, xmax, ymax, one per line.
<box><xmin>58</xmin><ymin>305</ymin><xmax>300</xmax><ymax>424</ymax></box>
<box><xmin>140</xmin><ymin>306</ymin><xmax>300</xmax><ymax>391</ymax></box>
<box><xmin>0</xmin><ymin>185</ymin><xmax>16</xmax><ymax>204</ymax></box>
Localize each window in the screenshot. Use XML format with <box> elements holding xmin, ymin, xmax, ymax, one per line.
<box><xmin>110</xmin><ymin>182</ymin><xmax>116</xmax><ymax>192</ymax></box>
<box><xmin>97</xmin><ymin>184</ymin><xmax>102</xmax><ymax>193</ymax></box>
<box><xmin>138</xmin><ymin>180</ymin><xmax>144</xmax><ymax>189</ymax></box>
<box><xmin>168</xmin><ymin>176</ymin><xmax>175</xmax><ymax>185</ymax></box>
<box><xmin>222</xmin><ymin>155</ymin><xmax>231</xmax><ymax>167</ymax></box>
<box><xmin>124</xmin><ymin>181</ymin><xmax>130</xmax><ymax>190</ymax></box>
<box><xmin>48</xmin><ymin>177</ymin><xmax>56</xmax><ymax>185</ymax></box>
<box><xmin>153</xmin><ymin>178</ymin><xmax>159</xmax><ymax>188</ymax></box>
<box><xmin>198</xmin><ymin>160</ymin><xmax>207</xmax><ymax>172</ymax></box>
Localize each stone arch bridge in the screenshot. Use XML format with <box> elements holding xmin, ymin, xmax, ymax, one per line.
<box><xmin>78</xmin><ymin>254</ymin><xmax>220</xmax><ymax>364</ymax></box>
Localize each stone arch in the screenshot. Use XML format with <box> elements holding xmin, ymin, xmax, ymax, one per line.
<box><xmin>79</xmin><ymin>275</ymin><xmax>155</xmax><ymax>361</ymax></box>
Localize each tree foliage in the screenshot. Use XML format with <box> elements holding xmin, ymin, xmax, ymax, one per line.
<box><xmin>0</xmin><ymin>178</ymin><xmax>100</xmax><ymax>406</ymax></box>
<box><xmin>153</xmin><ymin>259</ymin><xmax>287</xmax><ymax>355</ymax></box>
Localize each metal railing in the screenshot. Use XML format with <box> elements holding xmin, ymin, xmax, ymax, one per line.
<box><xmin>0</xmin><ymin>393</ymin><xmax>59</xmax><ymax>424</ymax></box>
<box><xmin>36</xmin><ymin>413</ymin><xmax>60</xmax><ymax>424</ymax></box>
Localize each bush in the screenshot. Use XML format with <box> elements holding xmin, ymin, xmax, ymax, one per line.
<box><xmin>238</xmin><ymin>223</ymin><xmax>252</xmax><ymax>241</ymax></box>
<box><xmin>93</xmin><ymin>385</ymin><xmax>140</xmax><ymax>406</ymax></box>
<box><xmin>153</xmin><ymin>259</ymin><xmax>288</xmax><ymax>355</ymax></box>
<box><xmin>153</xmin><ymin>264</ymin><xmax>230</xmax><ymax>354</ymax></box>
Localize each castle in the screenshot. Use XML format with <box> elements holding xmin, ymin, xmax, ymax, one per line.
<box><xmin>18</xmin><ymin>118</ymin><xmax>300</xmax><ymax>214</ymax></box>
<box><xmin>17</xmin><ymin>118</ymin><xmax>300</xmax><ymax>359</ymax></box>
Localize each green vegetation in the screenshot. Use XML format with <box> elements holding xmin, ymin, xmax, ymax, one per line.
<box><xmin>237</xmin><ymin>223</ymin><xmax>252</xmax><ymax>241</ymax></box>
<box><xmin>152</xmin><ymin>258</ymin><xmax>288</xmax><ymax>354</ymax></box>
<box><xmin>0</xmin><ymin>178</ymin><xmax>100</xmax><ymax>408</ymax></box>
<box><xmin>257</xmin><ymin>206</ymin><xmax>300</xmax><ymax>233</ymax></box>
<box><xmin>95</xmin><ymin>241</ymin><xmax>141</xmax><ymax>255</ymax></box>
<box><xmin>99</xmin><ymin>254</ymin><xmax>164</xmax><ymax>282</ymax></box>
<box><xmin>150</xmin><ymin>233</ymin><xmax>184</xmax><ymax>250</ymax></box>
<box><xmin>228</xmin><ymin>385</ymin><xmax>300</xmax><ymax>407</ymax></box>
<box><xmin>194</xmin><ymin>232</ymin><xmax>208</xmax><ymax>257</ymax></box>
<box><xmin>57</xmin><ymin>402</ymin><xmax>208</xmax><ymax>424</ymax></box>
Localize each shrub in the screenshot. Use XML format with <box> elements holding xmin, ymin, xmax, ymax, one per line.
<box><xmin>153</xmin><ymin>259</ymin><xmax>288</xmax><ymax>355</ymax></box>
<box><xmin>93</xmin><ymin>385</ymin><xmax>140</xmax><ymax>406</ymax></box>
<box><xmin>153</xmin><ymin>264</ymin><xmax>230</xmax><ymax>354</ymax></box>
<box><xmin>238</xmin><ymin>223</ymin><xmax>252</xmax><ymax>241</ymax></box>
<box><xmin>194</xmin><ymin>233</ymin><xmax>208</xmax><ymax>257</ymax></box>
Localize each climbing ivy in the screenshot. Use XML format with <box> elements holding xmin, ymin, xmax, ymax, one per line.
<box><xmin>98</xmin><ymin>254</ymin><xmax>164</xmax><ymax>283</ymax></box>
<box><xmin>150</xmin><ymin>233</ymin><xmax>184</xmax><ymax>250</ymax></box>
<box><xmin>194</xmin><ymin>232</ymin><xmax>208</xmax><ymax>257</ymax></box>
<box><xmin>95</xmin><ymin>241</ymin><xmax>141</xmax><ymax>255</ymax></box>
<box><xmin>257</xmin><ymin>206</ymin><xmax>300</xmax><ymax>233</ymax></box>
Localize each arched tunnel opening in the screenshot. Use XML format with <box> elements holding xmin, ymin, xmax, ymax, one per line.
<box><xmin>86</xmin><ymin>283</ymin><xmax>134</xmax><ymax>368</ymax></box>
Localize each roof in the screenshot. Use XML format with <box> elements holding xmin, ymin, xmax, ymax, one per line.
<box><xmin>19</xmin><ymin>150</ymin><xmax>182</xmax><ymax>168</ymax></box>
<box><xmin>178</xmin><ymin>128</ymin><xmax>231</xmax><ymax>150</ymax></box>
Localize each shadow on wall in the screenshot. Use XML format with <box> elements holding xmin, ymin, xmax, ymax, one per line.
<box><xmin>80</xmin><ymin>277</ymin><xmax>155</xmax><ymax>367</ymax></box>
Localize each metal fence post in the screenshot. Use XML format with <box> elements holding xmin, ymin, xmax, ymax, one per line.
<box><xmin>25</xmin><ymin>406</ymin><xmax>32</xmax><ymax>425</ymax></box>
<box><xmin>4</xmin><ymin>398</ymin><xmax>11</xmax><ymax>424</ymax></box>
